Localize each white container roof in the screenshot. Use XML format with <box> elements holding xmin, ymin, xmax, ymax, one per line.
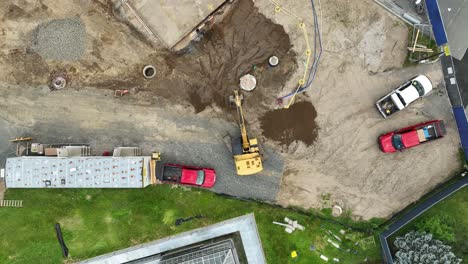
<box><xmin>5</xmin><ymin>156</ymin><xmax>151</xmax><ymax>188</ymax></box>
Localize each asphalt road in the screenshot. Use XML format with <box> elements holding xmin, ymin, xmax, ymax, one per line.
<box><xmin>453</xmin><ymin>54</ymin><xmax>468</xmax><ymax>108</ymax></box>
<box><xmin>439</xmin><ymin>0</ymin><xmax>468</xmax><ymax>60</ymax></box>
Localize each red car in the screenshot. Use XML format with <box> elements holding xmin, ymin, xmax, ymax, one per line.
<box><xmin>161</xmin><ymin>164</ymin><xmax>216</xmax><ymax>188</ymax></box>
<box><xmin>379</xmin><ymin>120</ymin><xmax>446</xmax><ymax>153</ymax></box>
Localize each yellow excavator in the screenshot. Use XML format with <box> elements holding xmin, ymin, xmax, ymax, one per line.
<box><xmin>228</xmin><ymin>90</ymin><xmax>263</xmax><ymax>176</ymax></box>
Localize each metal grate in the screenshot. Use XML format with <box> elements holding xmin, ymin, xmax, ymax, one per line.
<box><xmin>160</xmin><ymin>241</ymin><xmax>237</xmax><ymax>264</ymax></box>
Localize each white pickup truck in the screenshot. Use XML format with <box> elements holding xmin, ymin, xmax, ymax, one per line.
<box><xmin>376</xmin><ymin>75</ymin><xmax>433</xmax><ymax>118</ymax></box>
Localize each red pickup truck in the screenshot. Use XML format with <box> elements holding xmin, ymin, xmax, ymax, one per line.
<box><xmin>161</xmin><ymin>164</ymin><xmax>216</xmax><ymax>188</ymax></box>
<box><xmin>379</xmin><ymin>120</ymin><xmax>446</xmax><ymax>153</ymax></box>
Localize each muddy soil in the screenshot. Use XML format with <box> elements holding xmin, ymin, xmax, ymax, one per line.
<box><xmin>260</xmin><ymin>101</ymin><xmax>318</xmax><ymax>146</ymax></box>
<box><xmin>1</xmin><ymin>0</ymin><xmax>297</xmax><ymax>115</ymax></box>
<box><xmin>140</xmin><ymin>0</ymin><xmax>298</xmax><ymax>112</ymax></box>
<box><xmin>170</xmin><ymin>0</ymin><xmax>298</xmax><ymax>111</ymax></box>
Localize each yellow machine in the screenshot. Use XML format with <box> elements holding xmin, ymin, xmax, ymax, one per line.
<box><xmin>229</xmin><ymin>90</ymin><xmax>263</xmax><ymax>176</ymax></box>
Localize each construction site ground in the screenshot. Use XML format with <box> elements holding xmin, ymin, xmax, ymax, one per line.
<box><xmin>0</xmin><ymin>0</ymin><xmax>461</xmax><ymax>220</ymax></box>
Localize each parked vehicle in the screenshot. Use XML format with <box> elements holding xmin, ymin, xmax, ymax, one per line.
<box><xmin>161</xmin><ymin>164</ymin><xmax>216</xmax><ymax>188</ymax></box>
<box><xmin>379</xmin><ymin>120</ymin><xmax>446</xmax><ymax>153</ymax></box>
<box><xmin>376</xmin><ymin>75</ymin><xmax>433</xmax><ymax>118</ymax></box>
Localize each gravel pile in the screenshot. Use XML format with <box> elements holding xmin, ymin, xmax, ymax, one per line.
<box><xmin>31</xmin><ymin>18</ymin><xmax>86</xmax><ymax>61</ymax></box>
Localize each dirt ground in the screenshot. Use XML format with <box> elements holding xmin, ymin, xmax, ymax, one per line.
<box><xmin>1</xmin><ymin>0</ymin><xmax>297</xmax><ymax>113</ymax></box>
<box><xmin>0</xmin><ymin>0</ymin><xmax>462</xmax><ymax>219</ymax></box>
<box><xmin>253</xmin><ymin>0</ymin><xmax>461</xmax><ymax>219</ymax></box>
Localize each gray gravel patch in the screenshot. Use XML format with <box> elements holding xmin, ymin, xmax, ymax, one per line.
<box><xmin>1</xmin><ymin>102</ymin><xmax>283</xmax><ymax>202</ymax></box>
<box><xmin>31</xmin><ymin>18</ymin><xmax>86</xmax><ymax>61</ymax></box>
<box><xmin>153</xmin><ymin>141</ymin><xmax>283</xmax><ymax>202</ymax></box>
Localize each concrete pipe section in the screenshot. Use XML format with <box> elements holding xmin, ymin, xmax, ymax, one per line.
<box><xmin>51</xmin><ymin>77</ymin><xmax>66</xmax><ymax>90</ymax></box>
<box><xmin>268</xmin><ymin>56</ymin><xmax>279</xmax><ymax>67</ymax></box>
<box><xmin>143</xmin><ymin>65</ymin><xmax>156</xmax><ymax>79</ymax></box>
<box><xmin>239</xmin><ymin>74</ymin><xmax>256</xmax><ymax>92</ymax></box>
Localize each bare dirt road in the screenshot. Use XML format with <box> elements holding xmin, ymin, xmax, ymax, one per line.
<box><xmin>0</xmin><ymin>0</ymin><xmax>462</xmax><ymax>219</ymax></box>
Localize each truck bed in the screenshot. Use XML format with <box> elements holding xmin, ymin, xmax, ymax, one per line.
<box><xmin>416</xmin><ymin>121</ymin><xmax>445</xmax><ymax>142</ymax></box>
<box><xmin>417</xmin><ymin>126</ymin><xmax>435</xmax><ymax>142</ymax></box>
<box><xmin>376</xmin><ymin>96</ymin><xmax>398</xmax><ymax>117</ymax></box>
<box><xmin>162</xmin><ymin>165</ymin><xmax>182</xmax><ymax>183</ymax></box>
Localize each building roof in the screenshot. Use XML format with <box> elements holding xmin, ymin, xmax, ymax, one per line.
<box><xmin>80</xmin><ymin>214</ymin><xmax>266</xmax><ymax>264</ymax></box>
<box><xmin>5</xmin><ymin>156</ymin><xmax>151</xmax><ymax>188</ymax></box>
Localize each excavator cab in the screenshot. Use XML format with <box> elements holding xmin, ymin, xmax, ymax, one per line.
<box><xmin>228</xmin><ymin>90</ymin><xmax>263</xmax><ymax>176</ymax></box>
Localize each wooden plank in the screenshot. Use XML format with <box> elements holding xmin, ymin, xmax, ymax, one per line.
<box><xmin>150</xmin><ymin>160</ymin><xmax>157</xmax><ymax>184</ymax></box>
<box><xmin>412</xmin><ymin>29</ymin><xmax>420</xmax><ymax>53</ymax></box>
<box><xmin>407</xmin><ymin>47</ymin><xmax>434</xmax><ymax>53</ymax></box>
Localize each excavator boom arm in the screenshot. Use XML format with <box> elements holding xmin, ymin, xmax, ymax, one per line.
<box><xmin>233</xmin><ymin>91</ymin><xmax>250</xmax><ymax>151</ymax></box>
<box><xmin>229</xmin><ymin>90</ymin><xmax>263</xmax><ymax>176</ymax></box>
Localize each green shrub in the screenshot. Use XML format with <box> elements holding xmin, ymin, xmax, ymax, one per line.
<box><xmin>415</xmin><ymin>214</ymin><xmax>455</xmax><ymax>243</ymax></box>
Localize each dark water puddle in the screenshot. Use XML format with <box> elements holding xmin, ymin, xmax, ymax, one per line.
<box><xmin>260</xmin><ymin>101</ymin><xmax>318</xmax><ymax>146</ymax></box>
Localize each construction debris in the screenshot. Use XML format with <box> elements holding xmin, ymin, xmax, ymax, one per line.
<box><xmin>272</xmin><ymin>217</ymin><xmax>305</xmax><ymax>233</ymax></box>
<box><xmin>10</xmin><ymin>137</ymin><xmax>32</xmax><ymax>156</ymax></box>
<box><xmin>114</xmin><ymin>89</ymin><xmax>129</xmax><ymax>97</ymax></box>
<box><xmin>327</xmin><ymin>230</ymin><xmax>342</xmax><ymax>241</ymax></box>
<box><xmin>285</xmin><ymin>217</ymin><xmax>305</xmax><ymax>230</ymax></box>
<box><xmin>327</xmin><ymin>238</ymin><xmax>340</xmax><ymax>249</ymax></box>
<box><xmin>332</xmin><ymin>205</ymin><xmax>343</xmax><ymax>217</ymax></box>
<box><xmin>412</xmin><ymin>29</ymin><xmax>420</xmax><ymax>53</ymax></box>
<box><xmin>272</xmin><ymin>221</ymin><xmax>294</xmax><ymax>233</ymax></box>
<box><xmin>0</xmin><ymin>200</ymin><xmax>23</xmax><ymax>207</ymax></box>
<box><xmin>407</xmin><ymin>47</ymin><xmax>434</xmax><ymax>53</ymax></box>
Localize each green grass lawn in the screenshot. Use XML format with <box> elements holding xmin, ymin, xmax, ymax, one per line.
<box><xmin>0</xmin><ymin>185</ymin><xmax>381</xmax><ymax>263</ymax></box>
<box><xmin>389</xmin><ymin>187</ymin><xmax>468</xmax><ymax>261</ymax></box>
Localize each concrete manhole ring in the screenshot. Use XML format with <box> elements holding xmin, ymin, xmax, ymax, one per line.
<box><xmin>143</xmin><ymin>65</ymin><xmax>156</xmax><ymax>79</ymax></box>
<box><xmin>268</xmin><ymin>55</ymin><xmax>279</xmax><ymax>67</ymax></box>
<box><xmin>332</xmin><ymin>205</ymin><xmax>343</xmax><ymax>217</ymax></box>
<box><xmin>51</xmin><ymin>77</ymin><xmax>66</xmax><ymax>90</ymax></box>
<box><xmin>239</xmin><ymin>74</ymin><xmax>257</xmax><ymax>92</ymax></box>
